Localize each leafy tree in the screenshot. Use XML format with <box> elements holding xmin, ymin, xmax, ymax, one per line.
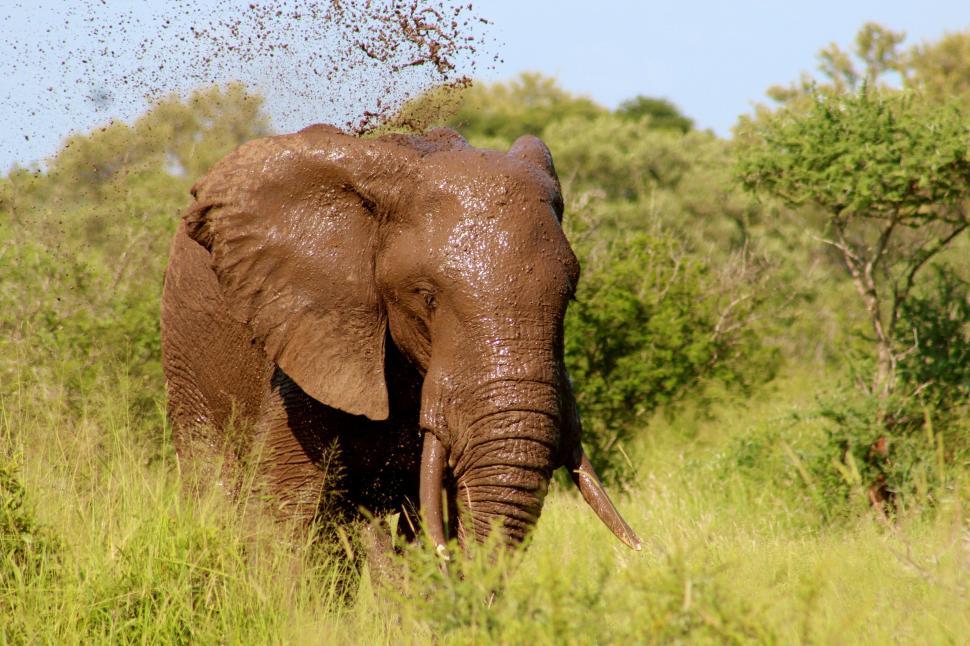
<box><xmin>47</xmin><ymin>82</ymin><xmax>269</xmax><ymax>194</ymax></box>
<box><xmin>543</xmin><ymin>116</ymin><xmax>769</xmax><ymax>257</ymax></box>
<box><xmin>564</xmin><ymin>214</ymin><xmax>776</xmax><ymax>484</ymax></box>
<box><xmin>388</xmin><ymin>72</ymin><xmax>605</xmax><ymax>147</ymax></box>
<box><xmin>905</xmin><ymin>30</ymin><xmax>970</xmax><ymax>107</ymax></box>
<box><xmin>759</xmin><ymin>22</ymin><xmax>970</xmax><ymax>111</ymax></box>
<box><xmin>615</xmin><ymin>96</ymin><xmax>694</xmax><ymax>133</ymax></box>
<box><xmin>0</xmin><ymin>453</ymin><xmax>60</xmax><ymax>593</ymax></box>
<box><xmin>762</xmin><ymin>23</ymin><xmax>905</xmax><ymax>107</ymax></box>
<box><xmin>1</xmin><ymin>84</ymin><xmax>270</xmax><ymax>435</ymax></box>
<box><xmin>895</xmin><ymin>266</ymin><xmax>970</xmax><ymax>408</ymax></box>
<box><xmin>543</xmin><ymin>115</ymin><xmax>693</xmax><ymax>200</ymax></box>
<box><xmin>736</xmin><ymin>88</ymin><xmax>970</xmax><ymax>400</ymax></box>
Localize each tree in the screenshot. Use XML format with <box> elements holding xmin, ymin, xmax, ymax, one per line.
<box><xmin>542</xmin><ymin>114</ymin><xmax>694</xmax><ymax>200</ymax></box>
<box><xmin>47</xmin><ymin>82</ymin><xmax>269</xmax><ymax>193</ymax></box>
<box><xmin>386</xmin><ymin>72</ymin><xmax>605</xmax><ymax>147</ymax></box>
<box><xmin>736</xmin><ymin>88</ymin><xmax>970</xmax><ymax>399</ymax></box>
<box><xmin>905</xmin><ymin>30</ymin><xmax>970</xmax><ymax>107</ymax></box>
<box><xmin>759</xmin><ymin>22</ymin><xmax>970</xmax><ymax>112</ymax></box>
<box><xmin>615</xmin><ymin>96</ymin><xmax>694</xmax><ymax>133</ymax></box>
<box><xmin>1</xmin><ymin>84</ymin><xmax>271</xmax><ymax>429</ymax></box>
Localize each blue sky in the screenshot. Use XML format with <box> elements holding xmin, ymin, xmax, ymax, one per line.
<box><xmin>1</xmin><ymin>1</ymin><xmax>968</xmax><ymax>171</ymax></box>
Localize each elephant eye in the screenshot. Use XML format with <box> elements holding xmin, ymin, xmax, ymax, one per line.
<box><xmin>413</xmin><ymin>286</ymin><xmax>437</xmax><ymax>312</ymax></box>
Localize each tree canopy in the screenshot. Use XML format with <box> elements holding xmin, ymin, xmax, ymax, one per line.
<box><xmin>615</xmin><ymin>96</ymin><xmax>694</xmax><ymax>133</ymax></box>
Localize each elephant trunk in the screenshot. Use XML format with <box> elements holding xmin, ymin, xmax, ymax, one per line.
<box><xmin>419</xmin><ymin>333</ymin><xmax>642</xmax><ymax>552</ymax></box>
<box><xmin>458</xmin><ymin>463</ymin><xmax>548</xmax><ymax>545</ymax></box>
<box><xmin>452</xmin><ymin>405</ymin><xmax>559</xmax><ymax>546</ymax></box>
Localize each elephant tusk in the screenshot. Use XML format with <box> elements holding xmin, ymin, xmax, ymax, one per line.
<box><xmin>419</xmin><ymin>430</ymin><xmax>449</xmax><ymax>557</ymax></box>
<box><xmin>568</xmin><ymin>445</ymin><xmax>642</xmax><ymax>551</ymax></box>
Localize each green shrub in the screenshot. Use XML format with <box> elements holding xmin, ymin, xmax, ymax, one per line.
<box><xmin>896</xmin><ymin>265</ymin><xmax>970</xmax><ymax>410</ymax></box>
<box><xmin>385</xmin><ymin>528</ymin><xmax>776</xmax><ymax>644</ymax></box>
<box><xmin>0</xmin><ymin>453</ymin><xmax>60</xmax><ymax>585</ymax></box>
<box><xmin>82</xmin><ymin>515</ymin><xmax>272</xmax><ymax>642</ymax></box>
<box><xmin>565</xmin><ymin>222</ymin><xmax>777</xmax><ymax>484</ymax></box>
<box><xmin>1</xmin><ymin>451</ymin><xmax>61</xmax><ymax>642</ymax></box>
<box><xmin>791</xmin><ymin>266</ymin><xmax>970</xmax><ymax>517</ymax></box>
<box><xmin>804</xmin><ymin>391</ymin><xmax>957</xmax><ymax>517</ymax></box>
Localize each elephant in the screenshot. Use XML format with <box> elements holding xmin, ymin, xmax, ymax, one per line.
<box><xmin>160</xmin><ymin>123</ymin><xmax>640</xmax><ymax>553</ymax></box>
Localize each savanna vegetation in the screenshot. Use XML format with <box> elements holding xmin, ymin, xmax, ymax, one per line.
<box><xmin>2</xmin><ymin>23</ymin><xmax>968</xmax><ymax>643</ymax></box>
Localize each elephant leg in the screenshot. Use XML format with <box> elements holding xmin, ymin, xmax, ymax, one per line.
<box><xmin>165</xmin><ymin>365</ymin><xmax>243</xmax><ymax>497</ymax></box>
<box><xmin>163</xmin><ymin>223</ymin><xmax>273</xmax><ymax>496</ymax></box>
<box><xmin>250</xmin><ymin>368</ymin><xmax>343</xmax><ymax>526</ymax></box>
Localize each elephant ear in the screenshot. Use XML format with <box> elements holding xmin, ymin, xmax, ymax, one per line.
<box><xmin>183</xmin><ymin>124</ymin><xmax>413</xmax><ymax>421</ymax></box>
<box><xmin>508</xmin><ymin>135</ymin><xmax>564</xmax><ymax>220</ymax></box>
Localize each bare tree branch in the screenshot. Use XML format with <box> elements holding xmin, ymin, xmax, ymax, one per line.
<box><xmin>890</xmin><ymin>220</ymin><xmax>969</xmax><ymax>337</ymax></box>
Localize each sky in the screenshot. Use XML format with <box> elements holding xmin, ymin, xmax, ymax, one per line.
<box><xmin>1</xmin><ymin>0</ymin><xmax>968</xmax><ymax>171</ymax></box>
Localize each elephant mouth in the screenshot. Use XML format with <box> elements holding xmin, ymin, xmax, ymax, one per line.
<box><xmin>418</xmin><ymin>430</ymin><xmax>641</xmax><ymax>555</ymax></box>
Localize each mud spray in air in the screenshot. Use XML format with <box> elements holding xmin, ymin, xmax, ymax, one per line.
<box><xmin>1</xmin><ymin>0</ymin><xmax>499</xmax><ymax>165</ymax></box>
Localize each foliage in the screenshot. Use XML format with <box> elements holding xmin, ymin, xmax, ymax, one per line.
<box><xmin>564</xmin><ymin>218</ymin><xmax>777</xmax><ymax>483</ymax></box>
<box><xmin>0</xmin><ymin>84</ymin><xmax>268</xmax><ymax>440</ymax></box>
<box><xmin>0</xmin><ymin>452</ymin><xmax>60</xmax><ymax>597</ymax></box>
<box><xmin>736</xmin><ymin>90</ymin><xmax>970</xmax><ymax>221</ymax></box>
<box><xmin>790</xmin><ymin>382</ymin><xmax>967</xmax><ymax>522</ymax></box>
<box><xmin>743</xmin><ymin>23</ymin><xmax>970</xmax><ymax>149</ymax></box>
<box><xmin>731</xmin><ymin>25</ymin><xmax>970</xmax><ymax>516</ymax></box>
<box><xmin>760</xmin><ymin>23</ymin><xmax>970</xmax><ymax>110</ymax></box>
<box><xmin>4</xmin><ymin>362</ymin><xmax>969</xmax><ymax>643</ymax></box>
<box><xmin>544</xmin><ymin>115</ymin><xmax>695</xmax><ymax>201</ymax></box>
<box><xmin>0</xmin><ymin>371</ymin><xmax>343</xmax><ymax>643</ymax></box>
<box><xmin>390</xmin><ymin>528</ymin><xmax>775</xmax><ymax>643</ymax></box>
<box><xmin>736</xmin><ymin>87</ymin><xmax>970</xmax><ymax>396</ymax></box>
<box><xmin>391</xmin><ymin>73</ymin><xmax>697</xmax><ymax>150</ymax></box>
<box><xmin>895</xmin><ymin>265</ymin><xmax>970</xmax><ymax>408</ymax></box>
<box><xmin>616</xmin><ymin>95</ymin><xmax>694</xmax><ymax>132</ymax></box>
<box><xmin>48</xmin><ymin>82</ymin><xmax>269</xmax><ymax>186</ymax></box>
<box><xmin>388</xmin><ymin>72</ymin><xmax>605</xmax><ymax>147</ymax></box>
<box><xmin>789</xmin><ymin>266</ymin><xmax>970</xmax><ymax>514</ymax></box>
<box><xmin>906</xmin><ymin>29</ymin><xmax>970</xmax><ymax>107</ymax></box>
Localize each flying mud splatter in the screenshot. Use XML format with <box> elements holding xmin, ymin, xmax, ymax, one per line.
<box><xmin>0</xmin><ymin>0</ymin><xmax>497</xmax><ymax>167</ymax></box>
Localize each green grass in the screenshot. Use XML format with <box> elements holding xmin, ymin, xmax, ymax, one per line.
<box><xmin>2</xmin><ymin>365</ymin><xmax>968</xmax><ymax>644</ymax></box>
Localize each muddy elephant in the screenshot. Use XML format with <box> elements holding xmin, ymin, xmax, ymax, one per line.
<box><xmin>161</xmin><ymin>124</ymin><xmax>640</xmax><ymax>552</ymax></box>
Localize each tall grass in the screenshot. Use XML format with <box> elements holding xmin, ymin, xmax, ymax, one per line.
<box><xmin>2</xmin><ymin>363</ymin><xmax>967</xmax><ymax>643</ymax></box>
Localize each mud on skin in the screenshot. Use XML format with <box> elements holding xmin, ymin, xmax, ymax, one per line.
<box><xmin>161</xmin><ymin>125</ymin><xmax>641</xmax><ymax>552</ymax></box>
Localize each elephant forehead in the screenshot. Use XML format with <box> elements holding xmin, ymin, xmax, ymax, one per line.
<box><xmin>438</xmin><ymin>211</ymin><xmax>575</xmax><ymax>300</ymax></box>
<box><xmin>425</xmin><ymin>150</ymin><xmax>557</xmax><ymax>203</ymax></box>
<box><xmin>412</xmin><ymin>152</ymin><xmax>577</xmax><ymax>294</ymax></box>
<box><xmin>440</xmin><ymin>215</ymin><xmax>513</xmax><ymax>283</ymax></box>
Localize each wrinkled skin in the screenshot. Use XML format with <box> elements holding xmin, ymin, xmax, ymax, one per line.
<box><xmin>161</xmin><ymin>125</ymin><xmax>639</xmax><ymax>551</ymax></box>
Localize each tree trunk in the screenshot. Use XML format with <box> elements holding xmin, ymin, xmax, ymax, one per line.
<box><xmin>833</xmin><ymin>222</ymin><xmax>895</xmax><ymax>400</ymax></box>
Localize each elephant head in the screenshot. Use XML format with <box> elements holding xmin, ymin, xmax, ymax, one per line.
<box><xmin>183</xmin><ymin>124</ymin><xmax>640</xmax><ymax>552</ymax></box>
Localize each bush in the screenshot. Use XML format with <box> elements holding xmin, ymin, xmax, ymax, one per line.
<box><xmin>0</xmin><ymin>454</ymin><xmax>60</xmax><ymax>586</ymax></box>
<box><xmin>803</xmin><ymin>391</ymin><xmax>960</xmax><ymax>518</ymax></box>
<box><xmin>565</xmin><ymin>219</ymin><xmax>777</xmax><ymax>484</ymax></box>
<box><xmin>795</xmin><ymin>266</ymin><xmax>970</xmax><ymax>516</ymax></box>
<box><xmin>1</xmin><ymin>451</ymin><xmax>61</xmax><ymax>643</ymax></box>
<box><xmin>385</xmin><ymin>526</ymin><xmax>775</xmax><ymax>644</ymax></box>
<box><xmin>895</xmin><ymin>265</ymin><xmax>970</xmax><ymax>410</ymax></box>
